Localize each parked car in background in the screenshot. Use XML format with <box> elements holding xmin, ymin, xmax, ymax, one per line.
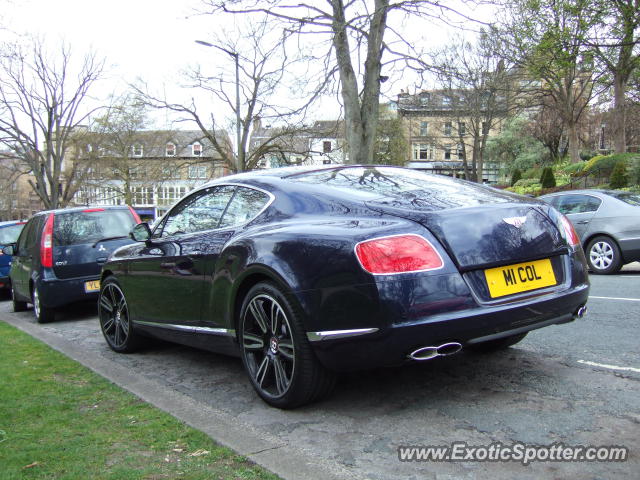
<box><xmin>539</xmin><ymin>190</ymin><xmax>640</xmax><ymax>274</ymax></box>
<box><xmin>6</xmin><ymin>206</ymin><xmax>140</xmax><ymax>322</ymax></box>
<box><xmin>0</xmin><ymin>220</ymin><xmax>26</xmax><ymax>291</ymax></box>
<box><xmin>98</xmin><ymin>165</ymin><xmax>589</xmax><ymax>408</ymax></box>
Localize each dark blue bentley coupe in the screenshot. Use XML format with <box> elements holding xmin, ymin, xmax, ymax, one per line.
<box><xmin>99</xmin><ymin>166</ymin><xmax>590</xmax><ymax>408</ymax></box>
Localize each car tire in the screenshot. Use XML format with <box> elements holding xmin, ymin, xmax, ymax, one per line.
<box><xmin>586</xmin><ymin>235</ymin><xmax>622</xmax><ymax>275</ymax></box>
<box><xmin>11</xmin><ymin>284</ymin><xmax>28</xmax><ymax>312</ymax></box>
<box><xmin>32</xmin><ymin>286</ymin><xmax>55</xmax><ymax>323</ymax></box>
<box><xmin>468</xmin><ymin>332</ymin><xmax>528</xmax><ymax>353</ymax></box>
<box><xmin>239</xmin><ymin>281</ymin><xmax>336</xmax><ymax>409</ymax></box>
<box><xmin>98</xmin><ymin>276</ymin><xmax>141</xmax><ymax>353</ymax></box>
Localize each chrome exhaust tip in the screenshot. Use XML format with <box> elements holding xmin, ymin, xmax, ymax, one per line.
<box><xmin>408</xmin><ymin>342</ymin><xmax>462</xmax><ymax>361</ymax></box>
<box><xmin>575</xmin><ymin>306</ymin><xmax>588</xmax><ymax>318</ymax></box>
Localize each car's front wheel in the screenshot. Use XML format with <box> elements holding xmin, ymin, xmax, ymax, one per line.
<box><xmin>239</xmin><ymin>282</ymin><xmax>335</xmax><ymax>409</ymax></box>
<box><xmin>99</xmin><ymin>277</ymin><xmax>140</xmax><ymax>353</ymax></box>
<box><xmin>32</xmin><ymin>286</ymin><xmax>55</xmax><ymax>323</ymax></box>
<box><xmin>586</xmin><ymin>235</ymin><xmax>622</xmax><ymax>274</ymax></box>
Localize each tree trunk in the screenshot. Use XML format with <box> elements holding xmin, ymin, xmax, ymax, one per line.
<box><xmin>567</xmin><ymin>122</ymin><xmax>580</xmax><ymax>163</ymax></box>
<box><xmin>612</xmin><ymin>74</ymin><xmax>627</xmax><ymax>154</ymax></box>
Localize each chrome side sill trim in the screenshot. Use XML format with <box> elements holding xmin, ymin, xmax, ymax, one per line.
<box><xmin>133</xmin><ymin>320</ymin><xmax>234</xmax><ymax>337</ymax></box>
<box><xmin>307</xmin><ymin>328</ymin><xmax>379</xmax><ymax>342</ymax></box>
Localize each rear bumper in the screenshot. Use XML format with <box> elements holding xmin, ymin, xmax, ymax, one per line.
<box><xmin>310</xmin><ymin>283</ymin><xmax>589</xmax><ymax>372</ymax></box>
<box><xmin>37</xmin><ymin>274</ymin><xmax>100</xmax><ymax>308</ymax></box>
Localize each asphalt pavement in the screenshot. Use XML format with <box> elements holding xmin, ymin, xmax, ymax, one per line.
<box><xmin>2</xmin><ymin>264</ymin><xmax>639</xmax><ymax>480</ymax></box>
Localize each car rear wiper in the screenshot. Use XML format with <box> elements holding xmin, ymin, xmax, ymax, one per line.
<box><xmin>92</xmin><ymin>236</ymin><xmax>129</xmax><ymax>248</ymax></box>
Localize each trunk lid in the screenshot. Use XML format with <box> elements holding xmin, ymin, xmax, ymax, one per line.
<box><xmin>366</xmin><ymin>200</ymin><xmax>566</xmax><ymax>271</ymax></box>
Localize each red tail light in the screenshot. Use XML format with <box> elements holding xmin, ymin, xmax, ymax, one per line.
<box><xmin>559</xmin><ymin>215</ymin><xmax>580</xmax><ymax>247</ymax></box>
<box><xmin>355</xmin><ymin>234</ymin><xmax>444</xmax><ymax>274</ymax></box>
<box><xmin>82</xmin><ymin>208</ymin><xmax>105</xmax><ymax>213</ymax></box>
<box><xmin>128</xmin><ymin>206</ymin><xmax>142</xmax><ymax>224</ymax></box>
<box><xmin>41</xmin><ymin>213</ymin><xmax>55</xmax><ymax>268</ymax></box>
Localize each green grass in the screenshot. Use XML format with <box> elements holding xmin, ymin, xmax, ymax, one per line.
<box><xmin>0</xmin><ymin>321</ymin><xmax>280</xmax><ymax>480</ymax></box>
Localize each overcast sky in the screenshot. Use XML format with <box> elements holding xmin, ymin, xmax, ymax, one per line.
<box><xmin>1</xmin><ymin>0</ymin><xmax>492</xmax><ymax>129</ymax></box>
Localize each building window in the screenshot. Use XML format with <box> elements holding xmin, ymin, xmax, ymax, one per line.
<box><xmin>192</xmin><ymin>143</ymin><xmax>202</xmax><ymax>157</ymax></box>
<box><xmin>323</xmin><ymin>159</ymin><xmax>331</xmax><ymax>165</ymax></box>
<box><xmin>413</xmin><ymin>143</ymin><xmax>434</xmax><ymax>160</ymax></box>
<box><xmin>442</xmin><ymin>96</ymin><xmax>451</xmax><ymax>107</ymax></box>
<box><xmin>482</xmin><ymin>122</ymin><xmax>489</xmax><ymax>135</ymax></box>
<box><xmin>458</xmin><ymin>122</ymin><xmax>466</xmax><ymax>136</ymax></box>
<box><xmin>129</xmin><ymin>166</ymin><xmax>146</xmax><ymax>179</ymax></box>
<box><xmin>444</xmin><ymin>122</ymin><xmax>452</xmax><ymax>136</ymax></box>
<box><xmin>166</xmin><ymin>143</ymin><xmax>176</xmax><ymax>157</ymax></box>
<box><xmin>457</xmin><ymin>144</ymin><xmax>464</xmax><ymax>160</ymax></box>
<box><xmin>444</xmin><ymin>144</ymin><xmax>452</xmax><ymax>160</ymax></box>
<box><xmin>133</xmin><ymin>187</ymin><xmax>153</xmax><ymax>205</ymax></box>
<box><xmin>132</xmin><ymin>144</ymin><xmax>143</xmax><ymax>157</ymax></box>
<box><xmin>323</xmin><ymin>141</ymin><xmax>332</xmax><ymax>153</ymax></box>
<box><xmin>188</xmin><ymin>165</ymin><xmax>207</xmax><ymax>179</ymax></box>
<box><xmin>162</xmin><ymin>165</ymin><xmax>180</xmax><ymax>179</ymax></box>
<box><xmin>419</xmin><ymin>121</ymin><xmax>428</xmax><ymax>137</ymax></box>
<box><xmin>157</xmin><ymin>186</ymin><xmax>187</xmax><ymax>206</ymax></box>
<box><xmin>86</xmin><ymin>144</ymin><xmax>93</xmax><ymax>153</ymax></box>
<box><xmin>419</xmin><ymin>93</ymin><xmax>431</xmax><ymax>105</ymax></box>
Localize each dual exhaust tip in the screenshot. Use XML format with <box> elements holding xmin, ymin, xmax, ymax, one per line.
<box><xmin>408</xmin><ymin>342</ymin><xmax>462</xmax><ymax>361</ymax></box>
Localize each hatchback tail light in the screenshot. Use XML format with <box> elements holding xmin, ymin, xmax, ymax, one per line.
<box><xmin>355</xmin><ymin>234</ymin><xmax>444</xmax><ymax>274</ymax></box>
<box><xmin>559</xmin><ymin>215</ymin><xmax>580</xmax><ymax>247</ymax></box>
<box><xmin>41</xmin><ymin>213</ymin><xmax>55</xmax><ymax>268</ymax></box>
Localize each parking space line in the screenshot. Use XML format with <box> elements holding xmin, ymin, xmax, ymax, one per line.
<box><xmin>578</xmin><ymin>360</ymin><xmax>640</xmax><ymax>374</ymax></box>
<box><xmin>589</xmin><ymin>296</ymin><xmax>640</xmax><ymax>302</ymax></box>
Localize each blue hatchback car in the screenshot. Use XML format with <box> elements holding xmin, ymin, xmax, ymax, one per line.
<box><xmin>0</xmin><ymin>220</ymin><xmax>26</xmax><ymax>291</ymax></box>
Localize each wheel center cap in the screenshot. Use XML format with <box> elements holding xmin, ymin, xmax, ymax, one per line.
<box><xmin>269</xmin><ymin>337</ymin><xmax>279</xmax><ymax>355</ymax></box>
<box><xmin>115</xmin><ymin>311</ymin><xmax>121</xmax><ymax>323</ymax></box>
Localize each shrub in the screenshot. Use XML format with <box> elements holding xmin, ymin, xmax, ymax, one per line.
<box><xmin>522</xmin><ymin>167</ymin><xmax>542</xmax><ymax>180</ymax></box>
<box><xmin>609</xmin><ymin>161</ymin><xmax>628</xmax><ymax>189</ymax></box>
<box><xmin>511</xmin><ymin>169</ymin><xmax>522</xmax><ymax>186</ymax></box>
<box><xmin>540</xmin><ymin>167</ymin><xmax>556</xmax><ymax>188</ymax></box>
<box><xmin>560</xmin><ymin>161</ymin><xmax>588</xmax><ymax>176</ymax></box>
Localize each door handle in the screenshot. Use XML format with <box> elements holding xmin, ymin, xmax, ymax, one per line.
<box><xmin>575</xmin><ymin>220</ymin><xmax>589</xmax><ymax>224</ymax></box>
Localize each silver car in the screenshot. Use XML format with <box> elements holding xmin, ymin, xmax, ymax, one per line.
<box><xmin>539</xmin><ymin>190</ymin><xmax>640</xmax><ymax>274</ymax></box>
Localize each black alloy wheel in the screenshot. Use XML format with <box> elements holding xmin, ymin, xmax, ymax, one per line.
<box><xmin>239</xmin><ymin>282</ymin><xmax>335</xmax><ymax>408</ymax></box>
<box><xmin>99</xmin><ymin>277</ymin><xmax>139</xmax><ymax>353</ymax></box>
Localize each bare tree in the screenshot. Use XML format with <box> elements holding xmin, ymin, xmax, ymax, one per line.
<box><xmin>202</xmin><ymin>0</ymin><xmax>480</xmax><ymax>165</ymax></box>
<box><xmin>0</xmin><ymin>38</ymin><xmax>105</xmax><ymax>208</ymax></box>
<box><xmin>137</xmin><ymin>20</ymin><xmax>316</xmax><ymax>173</ymax></box>
<box><xmin>424</xmin><ymin>32</ymin><xmax>511</xmax><ymax>181</ymax></box>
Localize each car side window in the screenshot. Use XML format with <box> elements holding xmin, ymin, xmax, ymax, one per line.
<box><xmin>557</xmin><ymin>195</ymin><xmax>601</xmax><ymax>215</ymax></box>
<box><xmin>219</xmin><ymin>187</ymin><xmax>270</xmax><ymax>228</ymax></box>
<box><xmin>159</xmin><ymin>186</ymin><xmax>236</xmax><ymax>237</ymax></box>
<box><xmin>16</xmin><ymin>220</ymin><xmax>34</xmax><ymax>254</ymax></box>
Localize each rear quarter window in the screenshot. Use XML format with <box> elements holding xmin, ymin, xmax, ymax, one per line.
<box><xmin>0</xmin><ymin>224</ymin><xmax>24</xmax><ymax>244</ymax></box>
<box><xmin>54</xmin><ymin>210</ymin><xmax>136</xmax><ymax>246</ymax></box>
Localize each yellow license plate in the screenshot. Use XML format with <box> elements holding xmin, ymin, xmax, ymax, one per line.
<box><xmin>484</xmin><ymin>258</ymin><xmax>556</xmax><ymax>298</ymax></box>
<box><xmin>84</xmin><ymin>280</ymin><xmax>101</xmax><ymax>293</ymax></box>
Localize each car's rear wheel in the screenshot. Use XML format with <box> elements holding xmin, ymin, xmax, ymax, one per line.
<box><xmin>11</xmin><ymin>284</ymin><xmax>28</xmax><ymax>312</ymax></box>
<box><xmin>32</xmin><ymin>286</ymin><xmax>55</xmax><ymax>323</ymax></box>
<box><xmin>99</xmin><ymin>277</ymin><xmax>140</xmax><ymax>353</ymax></box>
<box><xmin>468</xmin><ymin>332</ymin><xmax>528</xmax><ymax>353</ymax></box>
<box><xmin>586</xmin><ymin>235</ymin><xmax>622</xmax><ymax>274</ymax></box>
<box><xmin>239</xmin><ymin>282</ymin><xmax>335</xmax><ymax>409</ymax></box>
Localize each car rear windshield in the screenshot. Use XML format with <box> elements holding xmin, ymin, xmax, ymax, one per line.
<box><xmin>287</xmin><ymin>166</ymin><xmax>513</xmax><ymax>209</ymax></box>
<box><xmin>53</xmin><ymin>209</ymin><xmax>136</xmax><ymax>246</ymax></box>
<box><xmin>609</xmin><ymin>192</ymin><xmax>640</xmax><ymax>206</ymax></box>
<box><xmin>0</xmin><ymin>224</ymin><xmax>24</xmax><ymax>244</ymax></box>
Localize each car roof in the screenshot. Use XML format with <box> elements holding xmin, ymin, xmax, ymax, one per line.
<box><xmin>0</xmin><ymin>220</ymin><xmax>26</xmax><ymax>227</ymax></box>
<box><xmin>32</xmin><ymin>205</ymin><xmax>132</xmax><ymax>217</ymax></box>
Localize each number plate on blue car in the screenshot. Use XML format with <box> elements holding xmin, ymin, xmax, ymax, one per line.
<box><xmin>484</xmin><ymin>258</ymin><xmax>557</xmax><ymax>298</ymax></box>
<box><xmin>84</xmin><ymin>280</ymin><xmax>101</xmax><ymax>293</ymax></box>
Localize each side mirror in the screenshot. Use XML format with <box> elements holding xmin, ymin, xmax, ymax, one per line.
<box><xmin>2</xmin><ymin>244</ymin><xmax>15</xmax><ymax>256</ymax></box>
<box><xmin>130</xmin><ymin>223</ymin><xmax>152</xmax><ymax>243</ymax></box>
